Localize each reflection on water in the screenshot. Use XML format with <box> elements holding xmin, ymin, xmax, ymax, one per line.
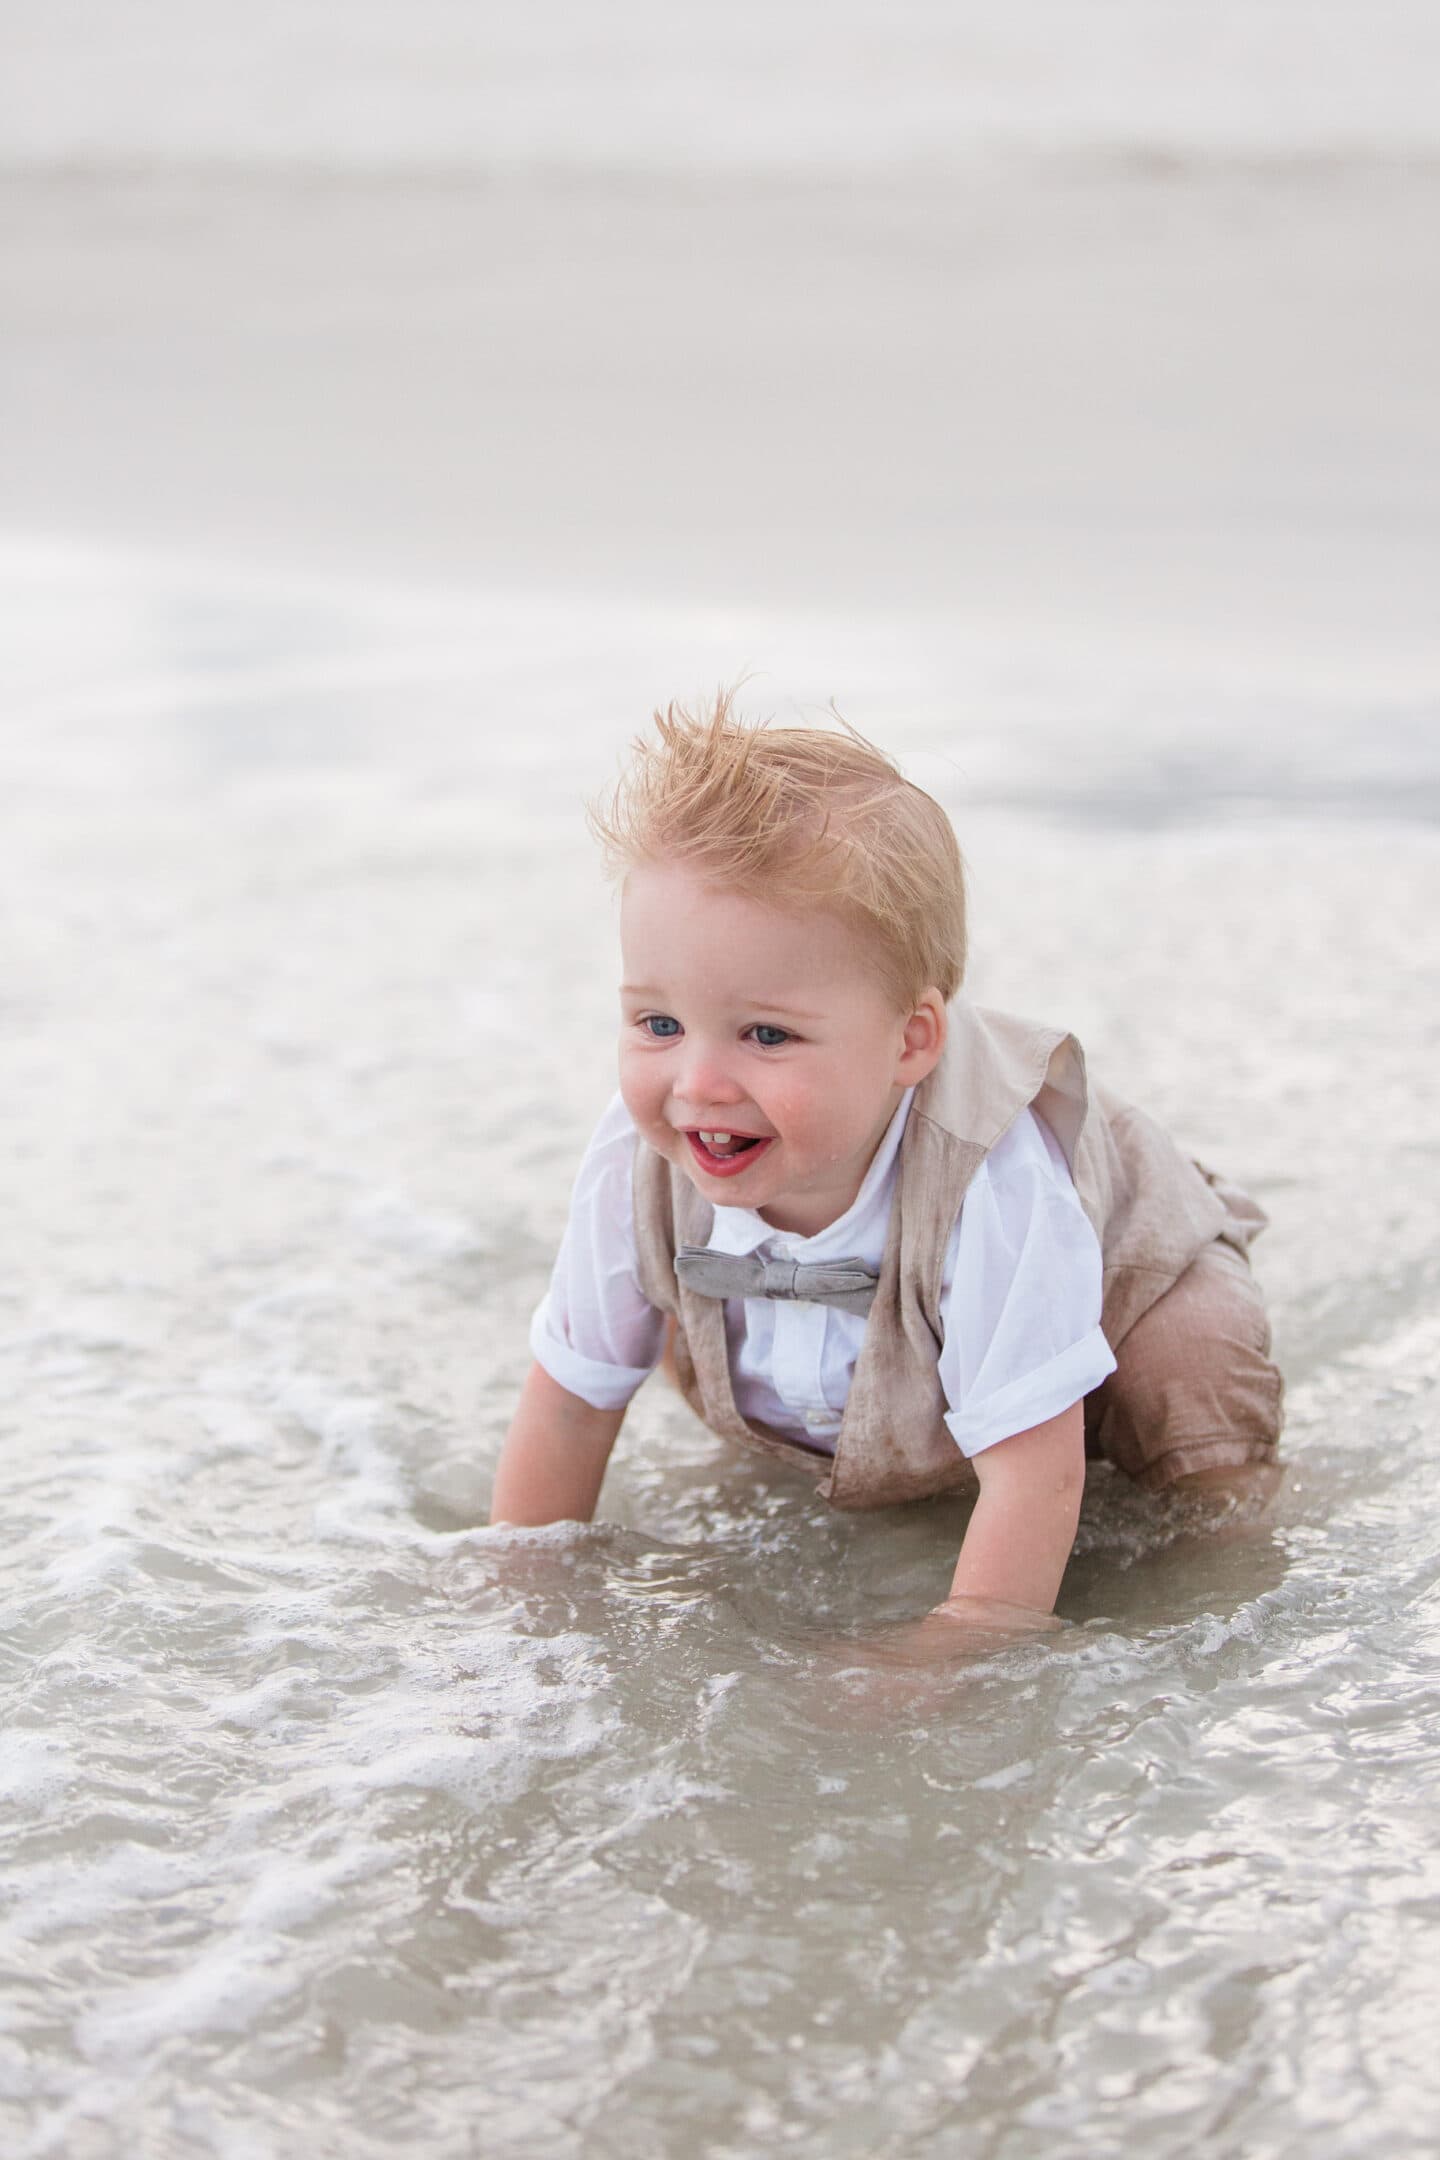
<box><xmin>3</xmin><ymin>547</ymin><xmax>1439</xmax><ymax>2158</ymax></box>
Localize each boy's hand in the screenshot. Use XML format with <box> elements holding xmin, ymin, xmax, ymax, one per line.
<box><xmin>489</xmin><ymin>1362</ymin><xmax>625</xmax><ymax>1526</ymax></box>
<box><xmin>929</xmin><ymin>1591</ymin><xmax>1066</xmax><ymax>1638</ymax></box>
<box><xmin>829</xmin><ymin>1593</ymin><xmax>1064</xmax><ymax>1672</ymax></box>
<box><xmin>798</xmin><ymin>1593</ymin><xmax>1067</xmax><ymax>1731</ymax></box>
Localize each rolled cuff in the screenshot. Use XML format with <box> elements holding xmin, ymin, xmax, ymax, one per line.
<box><xmin>944</xmin><ymin>1326</ymin><xmax>1117</xmax><ymax>1460</ymax></box>
<box><xmin>528</xmin><ymin>1298</ymin><xmax>659</xmax><ymax>1412</ymax></box>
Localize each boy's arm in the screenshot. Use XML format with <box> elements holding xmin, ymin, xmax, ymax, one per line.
<box><xmin>490</xmin><ymin>1361</ymin><xmax>626</xmax><ymax>1526</ymax></box>
<box><xmin>802</xmin><ymin>1405</ymin><xmax>1084</xmax><ymax>1696</ymax></box>
<box><xmin>935</xmin><ymin>1398</ymin><xmax>1085</xmax><ymax>1620</ymax></box>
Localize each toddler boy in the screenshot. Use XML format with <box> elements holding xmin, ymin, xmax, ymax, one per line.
<box><xmin>492</xmin><ymin>697</ymin><xmax>1283</xmax><ymax>1622</ymax></box>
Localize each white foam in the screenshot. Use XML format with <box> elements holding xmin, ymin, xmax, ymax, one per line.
<box><xmin>206</xmin><ymin>1670</ymin><xmax>317</xmax><ymax>1733</ymax></box>
<box><xmin>190</xmin><ymin>1399</ymin><xmax>277</xmax><ymax>1458</ymax></box>
<box><xmin>0</xmin><ymin>1732</ymin><xmax>76</xmax><ymax>1812</ymax></box>
<box><xmin>229</xmin><ymin>1281</ymin><xmax>343</xmax><ymax>1336</ymax></box>
<box><xmin>75</xmin><ymin>1940</ymin><xmax>298</xmax><ymax>2062</ymax></box>
<box><xmin>346</xmin><ymin>1188</ymin><xmax>491</xmax><ymax>1261</ymax></box>
<box><xmin>41</xmin><ymin>1522</ymin><xmax>143</xmax><ymax>1598</ymax></box>
<box><xmin>234</xmin><ymin>1840</ymin><xmax>394</xmax><ymax>1933</ymax></box>
<box><xmin>0</xmin><ymin>1306</ymin><xmax>156</xmax><ymax>1357</ymax></box>
<box><xmin>5</xmin><ymin>1845</ymin><xmax>196</xmax><ymax>1944</ymax></box>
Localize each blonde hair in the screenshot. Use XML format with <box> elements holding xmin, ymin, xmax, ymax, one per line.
<box><xmin>587</xmin><ymin>690</ymin><xmax>966</xmax><ymax>1011</ymax></box>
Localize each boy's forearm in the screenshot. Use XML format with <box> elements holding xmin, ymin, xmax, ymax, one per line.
<box><xmin>939</xmin><ymin>1484</ymin><xmax>1080</xmax><ymax>1615</ymax></box>
<box><xmin>490</xmin><ymin>1362</ymin><xmax>625</xmax><ymax>1526</ymax></box>
<box><xmin>937</xmin><ymin>1402</ymin><xmax>1085</xmax><ymax>1619</ymax></box>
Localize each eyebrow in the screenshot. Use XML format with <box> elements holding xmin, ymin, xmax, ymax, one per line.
<box><xmin>620</xmin><ymin>984</ymin><xmax>824</xmax><ymax>1019</ymax></box>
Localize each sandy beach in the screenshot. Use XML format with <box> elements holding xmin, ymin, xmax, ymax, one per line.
<box><xmin>3</xmin><ymin>160</ymin><xmax>1438</xmax><ymax>685</ymax></box>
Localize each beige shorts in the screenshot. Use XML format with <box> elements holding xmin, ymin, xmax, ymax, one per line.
<box><xmin>1084</xmin><ymin>1237</ymin><xmax>1285</xmax><ymax>1491</ymax></box>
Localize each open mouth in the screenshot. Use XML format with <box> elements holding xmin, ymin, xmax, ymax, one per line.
<box><xmin>684</xmin><ymin>1129</ymin><xmax>775</xmax><ymax>1178</ymax></box>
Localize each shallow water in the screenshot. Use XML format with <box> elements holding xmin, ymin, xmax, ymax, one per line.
<box><xmin>3</xmin><ymin>546</ymin><xmax>1439</xmax><ymax>2157</ymax></box>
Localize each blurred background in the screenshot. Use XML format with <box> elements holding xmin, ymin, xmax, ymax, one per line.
<box><xmin>3</xmin><ymin>0</ymin><xmax>1439</xmax><ymax>671</ymax></box>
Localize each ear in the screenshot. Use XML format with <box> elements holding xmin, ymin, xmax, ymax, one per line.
<box><xmin>895</xmin><ymin>989</ymin><xmax>947</xmax><ymax>1086</ymax></box>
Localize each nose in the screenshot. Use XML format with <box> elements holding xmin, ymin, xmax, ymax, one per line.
<box><xmin>671</xmin><ymin>1040</ymin><xmax>745</xmax><ymax>1117</ymax></box>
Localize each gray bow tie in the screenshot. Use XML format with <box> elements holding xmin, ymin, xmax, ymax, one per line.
<box><xmin>675</xmin><ymin>1244</ymin><xmax>879</xmax><ymax>1316</ymax></box>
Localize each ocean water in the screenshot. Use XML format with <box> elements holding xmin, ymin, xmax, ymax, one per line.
<box><xmin>3</xmin><ymin>543</ymin><xmax>1439</xmax><ymax>2157</ymax></box>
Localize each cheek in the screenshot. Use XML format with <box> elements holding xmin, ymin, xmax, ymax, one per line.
<box><xmin>760</xmin><ymin>1077</ymin><xmax>824</xmax><ymax>1146</ymax></box>
<box><xmin>617</xmin><ymin>1047</ymin><xmax>664</xmax><ymax>1131</ymax></box>
<box><xmin>777</xmin><ymin>1068</ymin><xmax>883</xmax><ymax>1150</ymax></box>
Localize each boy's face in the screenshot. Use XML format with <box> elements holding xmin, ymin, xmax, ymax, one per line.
<box><xmin>618</xmin><ymin>860</ymin><xmax>944</xmax><ymax>1239</ymax></box>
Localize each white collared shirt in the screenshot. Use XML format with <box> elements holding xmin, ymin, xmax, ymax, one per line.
<box><xmin>529</xmin><ymin>1089</ymin><xmax>1116</xmax><ymax>1460</ymax></box>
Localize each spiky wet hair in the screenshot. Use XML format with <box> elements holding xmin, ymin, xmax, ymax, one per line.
<box><xmin>587</xmin><ymin>689</ymin><xmax>966</xmax><ymax>1012</ymax></box>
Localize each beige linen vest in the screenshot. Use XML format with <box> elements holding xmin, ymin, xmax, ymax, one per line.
<box><xmin>631</xmin><ymin>1000</ymin><xmax>1265</xmax><ymax>1510</ymax></box>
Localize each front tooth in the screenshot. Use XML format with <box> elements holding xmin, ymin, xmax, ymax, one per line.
<box><xmin>701</xmin><ymin>1131</ymin><xmax>733</xmax><ymax>1146</ymax></box>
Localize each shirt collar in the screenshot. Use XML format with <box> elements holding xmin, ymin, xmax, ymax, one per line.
<box><xmin>702</xmin><ymin>1087</ymin><xmax>915</xmax><ymax>1258</ymax></box>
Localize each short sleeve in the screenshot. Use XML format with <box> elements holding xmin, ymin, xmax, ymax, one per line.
<box><xmin>938</xmin><ymin>1108</ymin><xmax>1117</xmax><ymax>1458</ymax></box>
<box><xmin>529</xmin><ymin>1092</ymin><xmax>667</xmax><ymax>1410</ymax></box>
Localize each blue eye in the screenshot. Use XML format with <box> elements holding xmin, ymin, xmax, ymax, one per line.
<box><xmin>751</xmin><ymin>1025</ymin><xmax>790</xmax><ymax>1048</ymax></box>
<box><xmin>643</xmin><ymin>1015</ymin><xmax>681</xmax><ymax>1039</ymax></box>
